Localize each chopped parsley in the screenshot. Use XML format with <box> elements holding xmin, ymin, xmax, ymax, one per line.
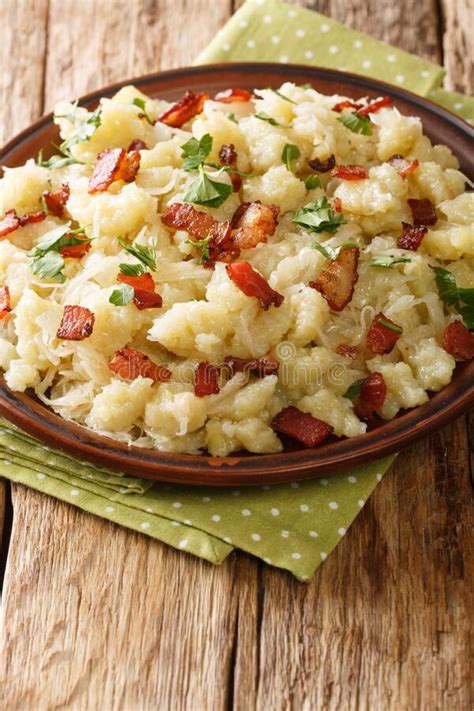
<box><xmin>227</xmin><ymin>113</ymin><xmax>238</xmax><ymax>124</ymax></box>
<box><xmin>118</xmin><ymin>236</ymin><xmax>156</xmax><ymax>271</ymax></box>
<box><xmin>292</xmin><ymin>196</ymin><xmax>347</xmax><ymax>234</ymax></box>
<box><xmin>30</xmin><ymin>224</ymin><xmax>91</xmax><ymax>282</ymax></box>
<box><xmin>181</xmin><ymin>134</ymin><xmax>213</xmax><ymax>171</ymax></box>
<box><xmin>304</xmin><ymin>175</ymin><xmax>321</xmax><ymax>190</ymax></box>
<box><xmin>186</xmin><ymin>235</ymin><xmax>212</xmax><ymax>263</ymax></box>
<box><xmin>432</xmin><ymin>267</ymin><xmax>474</xmax><ymax>330</ymax></box>
<box><xmin>311</xmin><ymin>242</ymin><xmax>341</xmax><ymax>261</ymax></box>
<box><xmin>268</xmin><ymin>88</ymin><xmax>296</xmax><ymax>104</ymax></box>
<box><xmin>118</xmin><ymin>262</ymin><xmax>147</xmax><ymax>277</ymax></box>
<box><xmin>36</xmin><ymin>148</ymin><xmax>84</xmax><ymax>169</ymax></box>
<box><xmin>132</xmin><ymin>97</ymin><xmax>154</xmax><ymax>124</ymax></box>
<box><xmin>182</xmin><ymin>165</ymin><xmax>232</xmax><ymax>208</ymax></box>
<box><xmin>281</xmin><ymin>143</ymin><xmax>300</xmax><ymax>173</ymax></box>
<box><xmin>370</xmin><ymin>255</ymin><xmax>412</xmax><ymax>268</ymax></box>
<box><xmin>109</xmin><ymin>283</ymin><xmax>135</xmax><ymax>306</ymax></box>
<box><xmin>379</xmin><ymin>318</ymin><xmax>403</xmax><ymax>334</ymax></box>
<box><xmin>344</xmin><ymin>378</ymin><xmax>365</xmax><ymax>401</ymax></box>
<box><xmin>337</xmin><ymin>112</ymin><xmax>373</xmax><ymax>136</ymax></box>
<box><xmin>254</xmin><ymin>112</ymin><xmax>284</xmax><ymax>127</ymax></box>
<box><xmin>57</xmin><ymin>103</ymin><xmax>103</xmax><ymax>156</ymax></box>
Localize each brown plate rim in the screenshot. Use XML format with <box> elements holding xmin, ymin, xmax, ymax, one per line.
<box><xmin>1</xmin><ymin>62</ymin><xmax>473</xmax><ymax>486</ymax></box>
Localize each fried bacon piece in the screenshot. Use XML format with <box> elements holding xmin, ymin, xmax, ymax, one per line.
<box><xmin>366</xmin><ymin>312</ymin><xmax>402</xmax><ymax>354</ymax></box>
<box><xmin>231</xmin><ymin>201</ymin><xmax>279</xmax><ymax>249</ymax></box>
<box><xmin>226</xmin><ymin>262</ymin><xmax>284</xmax><ymax>310</ymax></box>
<box><xmin>224</xmin><ymin>355</ymin><xmax>279</xmax><ymax>377</ymax></box>
<box><xmin>331</xmin><ymin>164</ymin><xmax>368</xmax><ymax>180</ymax></box>
<box><xmin>336</xmin><ymin>344</ymin><xmax>359</xmax><ymax>359</ymax></box>
<box><xmin>219</xmin><ymin>143</ymin><xmax>242</xmax><ymax>191</ymax></box>
<box><xmin>0</xmin><ymin>209</ymin><xmax>47</xmax><ymax>238</ymax></box>
<box><xmin>59</xmin><ymin>237</ymin><xmax>91</xmax><ymax>259</ymax></box>
<box><xmin>194</xmin><ymin>361</ymin><xmax>220</xmax><ymax>397</ymax></box>
<box><xmin>354</xmin><ymin>372</ymin><xmax>387</xmax><ymax>420</ymax></box>
<box><xmin>158</xmin><ymin>90</ymin><xmax>208</xmax><ymax>128</ymax></box>
<box><xmin>88</xmin><ymin>148</ymin><xmax>141</xmax><ymax>193</ymax></box>
<box><xmin>387</xmin><ymin>155</ymin><xmax>419</xmax><ymax>178</ymax></box>
<box><xmin>308</xmin><ymin>154</ymin><xmax>336</xmax><ymax>173</ymax></box>
<box><xmin>117</xmin><ymin>272</ymin><xmax>163</xmax><ymax>310</ymax></box>
<box><xmin>109</xmin><ymin>347</ymin><xmax>172</xmax><ymax>383</ymax></box>
<box><xmin>332</xmin><ymin>100</ymin><xmax>363</xmax><ymax>113</ymax></box>
<box><xmin>56</xmin><ymin>305</ymin><xmax>95</xmax><ymax>341</ymax></box>
<box><xmin>357</xmin><ymin>96</ymin><xmax>392</xmax><ymax>117</ymax></box>
<box><xmin>397</xmin><ymin>222</ymin><xmax>427</xmax><ymax>251</ymax></box>
<box><xmin>272</xmin><ymin>406</ymin><xmax>334</xmax><ymax>448</ymax></box>
<box><xmin>127</xmin><ymin>139</ymin><xmax>147</xmax><ymax>151</ymax></box>
<box><xmin>42</xmin><ymin>183</ymin><xmax>70</xmax><ymax>217</ymax></box>
<box><xmin>407</xmin><ymin>198</ymin><xmax>437</xmax><ymax>226</ymax></box>
<box><xmin>442</xmin><ymin>321</ymin><xmax>474</xmax><ymax>361</ymax></box>
<box><xmin>310</xmin><ymin>246</ymin><xmax>359</xmax><ymax>312</ymax></box>
<box><xmin>213</xmin><ymin>88</ymin><xmax>252</xmax><ymax>103</ymax></box>
<box><xmin>0</xmin><ymin>286</ymin><xmax>12</xmax><ymax>319</ymax></box>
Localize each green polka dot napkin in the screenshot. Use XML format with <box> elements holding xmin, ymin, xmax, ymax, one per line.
<box><xmin>0</xmin><ymin>0</ymin><xmax>471</xmax><ymax>581</ymax></box>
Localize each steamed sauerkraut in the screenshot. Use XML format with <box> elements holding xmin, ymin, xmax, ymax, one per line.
<box><xmin>0</xmin><ymin>82</ymin><xmax>472</xmax><ymax>456</ymax></box>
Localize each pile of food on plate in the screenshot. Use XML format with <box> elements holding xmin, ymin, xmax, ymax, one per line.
<box><xmin>0</xmin><ymin>83</ymin><xmax>472</xmax><ymax>455</ymax></box>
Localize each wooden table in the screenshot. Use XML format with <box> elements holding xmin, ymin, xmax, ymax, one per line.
<box><xmin>0</xmin><ymin>1</ymin><xmax>472</xmax><ymax>708</ymax></box>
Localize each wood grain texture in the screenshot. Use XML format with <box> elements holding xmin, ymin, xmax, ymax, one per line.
<box><xmin>0</xmin><ymin>1</ymin><xmax>473</xmax><ymax>709</ymax></box>
<box><xmin>441</xmin><ymin>0</ymin><xmax>474</xmax><ymax>93</ymax></box>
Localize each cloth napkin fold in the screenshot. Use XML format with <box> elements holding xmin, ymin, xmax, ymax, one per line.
<box><xmin>0</xmin><ymin>0</ymin><xmax>471</xmax><ymax>581</ymax></box>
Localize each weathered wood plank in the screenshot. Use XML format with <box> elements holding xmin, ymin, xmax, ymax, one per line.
<box><xmin>441</xmin><ymin>0</ymin><xmax>474</xmax><ymax>93</ymax></box>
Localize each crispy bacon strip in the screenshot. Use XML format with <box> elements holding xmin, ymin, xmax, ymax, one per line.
<box><xmin>0</xmin><ymin>286</ymin><xmax>12</xmax><ymax>319</ymax></box>
<box><xmin>88</xmin><ymin>148</ymin><xmax>141</xmax><ymax>193</ymax></box>
<box><xmin>158</xmin><ymin>90</ymin><xmax>208</xmax><ymax>128</ymax></box>
<box><xmin>354</xmin><ymin>372</ymin><xmax>387</xmax><ymax>420</ymax></box>
<box><xmin>272</xmin><ymin>406</ymin><xmax>333</xmax><ymax>448</ymax></box>
<box><xmin>442</xmin><ymin>321</ymin><xmax>474</xmax><ymax>361</ymax></box>
<box><xmin>219</xmin><ymin>143</ymin><xmax>242</xmax><ymax>191</ymax></box>
<box><xmin>336</xmin><ymin>344</ymin><xmax>359</xmax><ymax>359</ymax></box>
<box><xmin>366</xmin><ymin>313</ymin><xmax>402</xmax><ymax>354</ymax></box>
<box><xmin>331</xmin><ymin>165</ymin><xmax>368</xmax><ymax>180</ymax></box>
<box><xmin>310</xmin><ymin>246</ymin><xmax>359</xmax><ymax>312</ymax></box>
<box><xmin>56</xmin><ymin>305</ymin><xmax>95</xmax><ymax>341</ymax></box>
<box><xmin>59</xmin><ymin>237</ymin><xmax>91</xmax><ymax>259</ymax></box>
<box><xmin>127</xmin><ymin>139</ymin><xmax>147</xmax><ymax>151</ymax></box>
<box><xmin>42</xmin><ymin>183</ymin><xmax>70</xmax><ymax>217</ymax></box>
<box><xmin>332</xmin><ymin>100</ymin><xmax>363</xmax><ymax>113</ymax></box>
<box><xmin>213</xmin><ymin>88</ymin><xmax>252</xmax><ymax>103</ymax></box>
<box><xmin>387</xmin><ymin>155</ymin><xmax>419</xmax><ymax>178</ymax></box>
<box><xmin>0</xmin><ymin>209</ymin><xmax>47</xmax><ymax>238</ymax></box>
<box><xmin>231</xmin><ymin>201</ymin><xmax>279</xmax><ymax>249</ymax></box>
<box><xmin>18</xmin><ymin>211</ymin><xmax>47</xmax><ymax>226</ymax></box>
<box><xmin>117</xmin><ymin>272</ymin><xmax>163</xmax><ymax>310</ymax></box>
<box><xmin>194</xmin><ymin>362</ymin><xmax>220</xmax><ymax>397</ymax></box>
<box><xmin>226</xmin><ymin>262</ymin><xmax>284</xmax><ymax>310</ymax></box>
<box><xmin>109</xmin><ymin>347</ymin><xmax>172</xmax><ymax>382</ymax></box>
<box><xmin>397</xmin><ymin>222</ymin><xmax>427</xmax><ymax>251</ymax></box>
<box><xmin>357</xmin><ymin>96</ymin><xmax>392</xmax><ymax>117</ymax></box>
<box><xmin>308</xmin><ymin>154</ymin><xmax>336</xmax><ymax>173</ymax></box>
<box><xmin>224</xmin><ymin>355</ymin><xmax>279</xmax><ymax>377</ymax></box>
<box><xmin>407</xmin><ymin>198</ymin><xmax>437</xmax><ymax>226</ymax></box>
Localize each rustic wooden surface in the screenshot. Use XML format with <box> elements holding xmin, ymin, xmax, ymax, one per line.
<box><xmin>0</xmin><ymin>1</ymin><xmax>472</xmax><ymax>709</ymax></box>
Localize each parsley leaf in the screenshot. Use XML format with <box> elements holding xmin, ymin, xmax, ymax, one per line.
<box><xmin>186</xmin><ymin>236</ymin><xmax>212</xmax><ymax>263</ymax></box>
<box><xmin>281</xmin><ymin>143</ymin><xmax>300</xmax><ymax>173</ymax></box>
<box><xmin>337</xmin><ymin>112</ymin><xmax>373</xmax><ymax>135</ymax></box>
<box><xmin>268</xmin><ymin>88</ymin><xmax>296</xmax><ymax>104</ymax></box>
<box><xmin>118</xmin><ymin>236</ymin><xmax>156</xmax><ymax>271</ymax></box>
<box><xmin>304</xmin><ymin>175</ymin><xmax>321</xmax><ymax>190</ymax></box>
<box><xmin>344</xmin><ymin>378</ymin><xmax>365</xmax><ymax>401</ymax></box>
<box><xmin>379</xmin><ymin>318</ymin><xmax>403</xmax><ymax>334</ymax></box>
<box><xmin>254</xmin><ymin>112</ymin><xmax>284</xmax><ymax>127</ymax></box>
<box><xmin>311</xmin><ymin>242</ymin><xmax>341</xmax><ymax>260</ymax></box>
<box><xmin>370</xmin><ymin>255</ymin><xmax>412</xmax><ymax>268</ymax></box>
<box><xmin>292</xmin><ymin>197</ymin><xmax>347</xmax><ymax>234</ymax></box>
<box><xmin>119</xmin><ymin>262</ymin><xmax>146</xmax><ymax>277</ymax></box>
<box><xmin>36</xmin><ymin>149</ymin><xmax>84</xmax><ymax>169</ymax></box>
<box><xmin>183</xmin><ymin>165</ymin><xmax>232</xmax><ymax>208</ymax></box>
<box><xmin>58</xmin><ymin>103</ymin><xmax>103</xmax><ymax>155</ymax></box>
<box><xmin>109</xmin><ymin>284</ymin><xmax>135</xmax><ymax>306</ymax></box>
<box><xmin>30</xmin><ymin>224</ymin><xmax>91</xmax><ymax>281</ymax></box>
<box><xmin>31</xmin><ymin>252</ymin><xmax>66</xmax><ymax>282</ymax></box>
<box><xmin>227</xmin><ymin>113</ymin><xmax>238</xmax><ymax>124</ymax></box>
<box><xmin>132</xmin><ymin>97</ymin><xmax>154</xmax><ymax>125</ymax></box>
<box><xmin>181</xmin><ymin>134</ymin><xmax>213</xmax><ymax>171</ymax></box>
<box><xmin>432</xmin><ymin>267</ymin><xmax>474</xmax><ymax>329</ymax></box>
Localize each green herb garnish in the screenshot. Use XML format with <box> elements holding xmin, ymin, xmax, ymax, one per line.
<box><xmin>36</xmin><ymin>149</ymin><xmax>84</xmax><ymax>169</ymax></box>
<box><xmin>186</xmin><ymin>236</ymin><xmax>212</xmax><ymax>263</ymax></box>
<box><xmin>30</xmin><ymin>224</ymin><xmax>90</xmax><ymax>282</ymax></box>
<box><xmin>337</xmin><ymin>112</ymin><xmax>373</xmax><ymax>136</ymax></box>
<box><xmin>181</xmin><ymin>134</ymin><xmax>213</xmax><ymax>171</ymax></box>
<box><xmin>254</xmin><ymin>112</ymin><xmax>284</xmax><ymax>127</ymax></box>
<box><xmin>292</xmin><ymin>196</ymin><xmax>347</xmax><ymax>234</ymax></box>
<box><xmin>268</xmin><ymin>88</ymin><xmax>296</xmax><ymax>104</ymax></box>
<box><xmin>311</xmin><ymin>242</ymin><xmax>341</xmax><ymax>260</ymax></box>
<box><xmin>119</xmin><ymin>262</ymin><xmax>147</xmax><ymax>277</ymax></box>
<box><xmin>344</xmin><ymin>378</ymin><xmax>365</xmax><ymax>401</ymax></box>
<box><xmin>370</xmin><ymin>255</ymin><xmax>412</xmax><ymax>268</ymax></box>
<box><xmin>109</xmin><ymin>283</ymin><xmax>135</xmax><ymax>306</ymax></box>
<box><xmin>304</xmin><ymin>175</ymin><xmax>321</xmax><ymax>190</ymax></box>
<box><xmin>432</xmin><ymin>267</ymin><xmax>474</xmax><ymax>329</ymax></box>
<box><xmin>379</xmin><ymin>318</ymin><xmax>403</xmax><ymax>334</ymax></box>
<box><xmin>281</xmin><ymin>143</ymin><xmax>300</xmax><ymax>173</ymax></box>
<box><xmin>118</xmin><ymin>236</ymin><xmax>156</xmax><ymax>271</ymax></box>
<box><xmin>31</xmin><ymin>252</ymin><xmax>66</xmax><ymax>282</ymax></box>
<box><xmin>182</xmin><ymin>165</ymin><xmax>232</xmax><ymax>208</ymax></box>
<box><xmin>132</xmin><ymin>97</ymin><xmax>154</xmax><ymax>124</ymax></box>
<box><xmin>58</xmin><ymin>103</ymin><xmax>103</xmax><ymax>155</ymax></box>
<box><xmin>227</xmin><ymin>113</ymin><xmax>238</xmax><ymax>124</ymax></box>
